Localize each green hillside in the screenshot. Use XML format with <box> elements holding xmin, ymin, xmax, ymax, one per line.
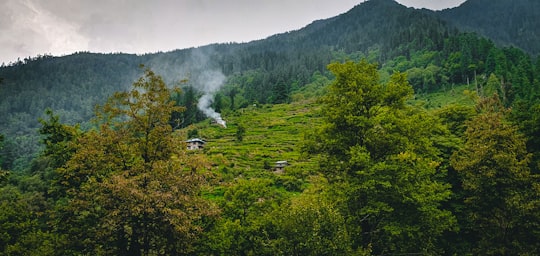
<box><xmin>2</xmin><ymin>0</ymin><xmax>540</xmax><ymax>254</ymax></box>
<box><xmin>2</xmin><ymin>0</ymin><xmax>540</xmax><ymax>171</ymax></box>
<box><xmin>185</xmin><ymin>100</ymin><xmax>319</xmax><ymax>181</ymax></box>
<box><xmin>176</xmin><ymin>99</ymin><xmax>323</xmax><ymax>210</ymax></box>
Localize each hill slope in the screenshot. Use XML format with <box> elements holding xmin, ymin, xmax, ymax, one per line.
<box><xmin>1</xmin><ymin>0</ymin><xmax>539</xmax><ymax>171</ymax></box>
<box><xmin>438</xmin><ymin>0</ymin><xmax>540</xmax><ymax>55</ymax></box>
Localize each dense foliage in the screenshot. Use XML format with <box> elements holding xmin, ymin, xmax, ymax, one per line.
<box><xmin>450</xmin><ymin>96</ymin><xmax>540</xmax><ymax>254</ymax></box>
<box><xmin>1</xmin><ymin>69</ymin><xmax>218</xmax><ymax>255</ymax></box>
<box><xmin>304</xmin><ymin>60</ymin><xmax>456</xmax><ymax>254</ymax></box>
<box><xmin>2</xmin><ymin>0</ymin><xmax>540</xmax><ymax>254</ymax></box>
<box><xmin>3</xmin><ymin>57</ymin><xmax>540</xmax><ymax>255</ymax></box>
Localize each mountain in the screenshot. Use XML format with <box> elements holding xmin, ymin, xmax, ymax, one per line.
<box><xmin>1</xmin><ymin>0</ymin><xmax>538</xmax><ymax>171</ymax></box>
<box><xmin>438</xmin><ymin>0</ymin><xmax>540</xmax><ymax>56</ymax></box>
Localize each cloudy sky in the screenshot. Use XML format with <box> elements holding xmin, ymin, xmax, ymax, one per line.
<box><xmin>0</xmin><ymin>0</ymin><xmax>466</xmax><ymax>65</ymax></box>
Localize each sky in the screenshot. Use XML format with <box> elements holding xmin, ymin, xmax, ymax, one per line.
<box><xmin>0</xmin><ymin>0</ymin><xmax>467</xmax><ymax>65</ymax></box>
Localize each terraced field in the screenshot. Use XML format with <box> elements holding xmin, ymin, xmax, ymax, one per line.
<box><xmin>182</xmin><ymin>99</ymin><xmax>323</xmax><ymax>194</ymax></box>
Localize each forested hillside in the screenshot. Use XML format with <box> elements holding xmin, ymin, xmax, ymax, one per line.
<box><xmin>2</xmin><ymin>0</ymin><xmax>540</xmax><ymax>254</ymax></box>
<box><xmin>2</xmin><ymin>0</ymin><xmax>539</xmax><ymax>170</ymax></box>
<box><xmin>438</xmin><ymin>0</ymin><xmax>540</xmax><ymax>56</ymax></box>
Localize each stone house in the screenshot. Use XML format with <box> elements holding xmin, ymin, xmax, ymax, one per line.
<box><xmin>274</xmin><ymin>160</ymin><xmax>288</xmax><ymax>173</ymax></box>
<box><xmin>186</xmin><ymin>138</ymin><xmax>206</xmax><ymax>150</ymax></box>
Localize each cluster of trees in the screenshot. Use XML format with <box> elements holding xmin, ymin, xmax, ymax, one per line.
<box><xmin>304</xmin><ymin>60</ymin><xmax>540</xmax><ymax>254</ymax></box>
<box><xmin>375</xmin><ymin>31</ymin><xmax>540</xmax><ymax>99</ymax></box>
<box><xmin>1</xmin><ymin>69</ymin><xmax>217</xmax><ymax>255</ymax></box>
<box><xmin>3</xmin><ymin>60</ymin><xmax>540</xmax><ymax>255</ymax></box>
<box><xmin>0</xmin><ymin>53</ymin><xmax>141</xmax><ymax>171</ymax></box>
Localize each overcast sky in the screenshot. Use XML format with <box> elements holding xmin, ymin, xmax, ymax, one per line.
<box><xmin>0</xmin><ymin>0</ymin><xmax>467</xmax><ymax>65</ymax></box>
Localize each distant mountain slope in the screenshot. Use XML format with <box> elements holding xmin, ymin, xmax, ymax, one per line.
<box><xmin>1</xmin><ymin>0</ymin><xmax>538</xmax><ymax>171</ymax></box>
<box><xmin>245</xmin><ymin>0</ymin><xmax>454</xmax><ymax>60</ymax></box>
<box><xmin>438</xmin><ymin>0</ymin><xmax>540</xmax><ymax>55</ymax></box>
<box><xmin>0</xmin><ymin>0</ymin><xmax>455</xmax><ymax>129</ymax></box>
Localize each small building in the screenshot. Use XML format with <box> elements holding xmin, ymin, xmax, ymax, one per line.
<box><xmin>274</xmin><ymin>160</ymin><xmax>288</xmax><ymax>174</ymax></box>
<box><xmin>186</xmin><ymin>138</ymin><xmax>206</xmax><ymax>150</ymax></box>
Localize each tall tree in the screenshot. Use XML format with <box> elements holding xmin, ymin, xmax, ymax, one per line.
<box><xmin>203</xmin><ymin>178</ymin><xmax>286</xmax><ymax>255</ymax></box>
<box><xmin>179</xmin><ymin>86</ymin><xmax>200</xmax><ymax>127</ymax></box>
<box><xmin>57</xmin><ymin>68</ymin><xmax>217</xmax><ymax>255</ymax></box>
<box><xmin>271</xmin><ymin>78</ymin><xmax>290</xmax><ymax>104</ymax></box>
<box><xmin>451</xmin><ymin>96</ymin><xmax>540</xmax><ymax>254</ymax></box>
<box><xmin>0</xmin><ymin>134</ymin><xmax>16</xmax><ymax>171</ymax></box>
<box><xmin>304</xmin><ymin>60</ymin><xmax>455</xmax><ymax>254</ymax></box>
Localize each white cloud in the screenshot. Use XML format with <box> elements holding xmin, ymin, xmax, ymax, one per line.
<box><xmin>0</xmin><ymin>0</ymin><xmax>89</xmax><ymax>64</ymax></box>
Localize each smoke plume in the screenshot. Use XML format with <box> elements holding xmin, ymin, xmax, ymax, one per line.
<box><xmin>196</xmin><ymin>69</ymin><xmax>226</xmax><ymax>127</ymax></box>
<box><xmin>190</xmin><ymin>47</ymin><xmax>227</xmax><ymax>128</ymax></box>
<box><xmin>149</xmin><ymin>46</ymin><xmax>227</xmax><ymax>127</ymax></box>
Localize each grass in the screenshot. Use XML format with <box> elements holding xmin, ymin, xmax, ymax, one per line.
<box><xmin>183</xmin><ymin>99</ymin><xmax>323</xmax><ymax>189</ymax></box>
<box><xmin>412</xmin><ymin>83</ymin><xmax>477</xmax><ymax>109</ymax></box>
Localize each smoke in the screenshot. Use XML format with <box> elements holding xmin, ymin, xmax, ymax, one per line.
<box><xmin>196</xmin><ymin>69</ymin><xmax>226</xmax><ymax>128</ymax></box>
<box><xmin>147</xmin><ymin>46</ymin><xmax>227</xmax><ymax>127</ymax></box>
<box><xmin>190</xmin><ymin>47</ymin><xmax>227</xmax><ymax>128</ymax></box>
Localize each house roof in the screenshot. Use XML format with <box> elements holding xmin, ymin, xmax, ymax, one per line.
<box><xmin>275</xmin><ymin>160</ymin><xmax>288</xmax><ymax>167</ymax></box>
<box><xmin>186</xmin><ymin>138</ymin><xmax>206</xmax><ymax>144</ymax></box>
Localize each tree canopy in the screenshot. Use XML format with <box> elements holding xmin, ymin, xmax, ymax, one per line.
<box><xmin>305</xmin><ymin>60</ymin><xmax>456</xmax><ymax>254</ymax></box>
<box><xmin>451</xmin><ymin>96</ymin><xmax>540</xmax><ymax>254</ymax></box>
<box><xmin>48</xmin><ymin>68</ymin><xmax>217</xmax><ymax>255</ymax></box>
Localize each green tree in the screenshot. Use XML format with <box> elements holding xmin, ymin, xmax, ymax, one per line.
<box><xmin>304</xmin><ymin>60</ymin><xmax>456</xmax><ymax>254</ymax></box>
<box><xmin>0</xmin><ymin>167</ymin><xmax>68</xmax><ymax>256</ymax></box>
<box><xmin>510</xmin><ymin>101</ymin><xmax>540</xmax><ymax>173</ymax></box>
<box><xmin>484</xmin><ymin>73</ymin><xmax>501</xmax><ymax>98</ymax></box>
<box><xmin>57</xmin><ymin>68</ymin><xmax>218</xmax><ymax>255</ymax></box>
<box><xmin>236</xmin><ymin>124</ymin><xmax>246</xmax><ymax>142</ymax></box>
<box><xmin>180</xmin><ymin>86</ymin><xmax>200</xmax><ymax>127</ymax></box>
<box><xmin>0</xmin><ymin>134</ymin><xmax>16</xmax><ymax>171</ymax></box>
<box><xmin>213</xmin><ymin>92</ymin><xmax>223</xmax><ymax>113</ymax></box>
<box><xmin>38</xmin><ymin>109</ymin><xmax>81</xmax><ymax>164</ymax></box>
<box><xmin>451</xmin><ymin>96</ymin><xmax>540</xmax><ymax>254</ymax></box>
<box><xmin>204</xmin><ymin>178</ymin><xmax>285</xmax><ymax>255</ymax></box>
<box><xmin>269</xmin><ymin>178</ymin><xmax>368</xmax><ymax>256</ymax></box>
<box><xmin>227</xmin><ymin>85</ymin><xmax>239</xmax><ymax>110</ymax></box>
<box><xmin>0</xmin><ymin>114</ymin><xmax>76</xmax><ymax>255</ymax></box>
<box><xmin>271</xmin><ymin>78</ymin><xmax>290</xmax><ymax>104</ymax></box>
<box><xmin>187</xmin><ymin>127</ymin><xmax>199</xmax><ymax>139</ymax></box>
<box><xmin>37</xmin><ymin>109</ymin><xmax>81</xmax><ymax>197</ymax></box>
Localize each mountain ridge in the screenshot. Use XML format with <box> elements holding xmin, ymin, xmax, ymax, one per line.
<box><xmin>437</xmin><ymin>0</ymin><xmax>540</xmax><ymax>55</ymax></box>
